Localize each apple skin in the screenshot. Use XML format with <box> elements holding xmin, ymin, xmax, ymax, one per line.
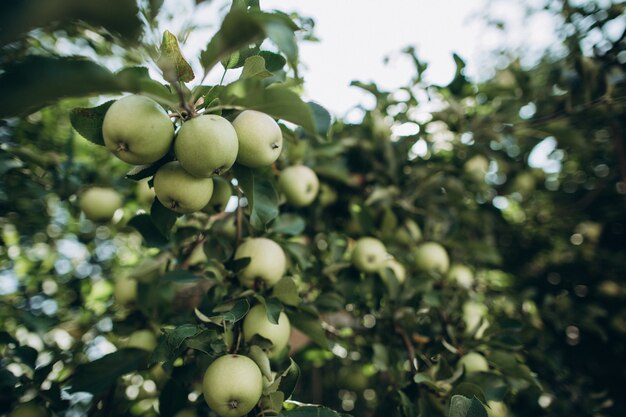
<box><xmin>153</xmin><ymin>161</ymin><xmax>214</xmax><ymax>213</ymax></box>
<box><xmin>486</xmin><ymin>401</ymin><xmax>508</xmax><ymax>417</ymax></box>
<box><xmin>136</xmin><ymin>179</ymin><xmax>155</xmax><ymax>206</ymax></box>
<box><xmin>203</xmin><ymin>176</ymin><xmax>233</xmax><ymax>213</ymax></box>
<box><xmin>232</xmin><ymin>110</ymin><xmax>283</xmax><ymax>168</ymax></box>
<box><xmin>278</xmin><ymin>165</ymin><xmax>320</xmax><ymax>207</ymax></box>
<box><xmin>243</xmin><ymin>304</ymin><xmax>291</xmax><ymax>358</ymax></box>
<box><xmin>351</xmin><ymin>237</ymin><xmax>387</xmax><ymax>273</ymax></box>
<box><xmin>413</xmin><ymin>242</ymin><xmax>450</xmax><ymax>275</ymax></box>
<box><xmin>458</xmin><ymin>351</ymin><xmax>489</xmax><ymax>375</ymax></box>
<box><xmin>103</xmin><ymin>95</ymin><xmax>174</xmax><ymax>165</ymax></box>
<box><xmin>234</xmin><ymin>238</ymin><xmax>286</xmax><ymax>288</ymax></box>
<box><xmin>114</xmin><ymin>275</ymin><xmax>137</xmax><ymax>305</ymax></box>
<box><xmin>383</xmin><ymin>258</ymin><xmax>406</xmax><ymax>284</ymax></box>
<box><xmin>125</xmin><ymin>330</ymin><xmax>157</xmax><ymax>351</ymax></box>
<box><xmin>463</xmin><ymin>300</ymin><xmax>489</xmax><ymax>337</ymax></box>
<box><xmin>9</xmin><ymin>404</ymin><xmax>48</xmax><ymax>417</ymax></box>
<box><xmin>79</xmin><ymin>187</ymin><xmax>122</xmax><ymax>222</ymax></box>
<box><xmin>174</xmin><ymin>115</ymin><xmax>239</xmax><ymax>177</ymax></box>
<box><xmin>202</xmin><ymin>354</ymin><xmax>263</xmax><ymax>417</ymax></box>
<box><xmin>447</xmin><ymin>264</ymin><xmax>474</xmax><ymax>288</ymax></box>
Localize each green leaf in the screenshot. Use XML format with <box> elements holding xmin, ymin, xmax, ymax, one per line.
<box><xmin>257</xmin><ymin>12</ymin><xmax>299</xmax><ymax>65</ymax></box>
<box><xmin>240</xmin><ymin>55</ymin><xmax>273</xmax><ymax>79</ymax></box>
<box><xmin>258</xmin><ymin>296</ymin><xmax>283</xmax><ymax>324</ymax></box>
<box><xmin>68</xmin><ymin>348</ymin><xmax>149</xmax><ymax>395</ymax></box>
<box><xmin>200</xmin><ymin>10</ymin><xmax>265</xmax><ymax>73</ymax></box>
<box><xmin>161</xmin><ymin>270</ymin><xmax>199</xmax><ymax>283</ymax></box>
<box><xmin>158</xmin><ymin>30</ymin><xmax>195</xmax><ymax>83</ymax></box>
<box><xmin>288</xmin><ymin>309</ymin><xmax>329</xmax><ymax>349</ymax></box>
<box><xmin>259</xmin><ymin>51</ymin><xmax>287</xmax><ymax>72</ymax></box>
<box><xmin>159</xmin><ymin>378</ymin><xmax>188</xmax><ymax>417</ymax></box>
<box><xmin>234</xmin><ymin>165</ymin><xmax>279</xmax><ymax>230</ymax></box>
<box><xmin>451</xmin><ymin>383</ymin><xmax>487</xmax><ymax>405</ymax></box>
<box><xmin>220</xmin><ymin>79</ymin><xmax>316</xmax><ymax>133</ymax></box>
<box><xmin>272</xmin><ymin>277</ymin><xmax>300</xmax><ymax>306</ymax></box>
<box><xmin>271</xmin><ymin>213</ymin><xmax>306</xmax><ymax>235</ymax></box>
<box><xmin>128</xmin><ymin>214</ymin><xmax>169</xmax><ymax>248</ymax></box>
<box><xmin>277</xmin><ymin>358</ymin><xmax>300</xmax><ymax>400</ymax></box>
<box><xmin>449</xmin><ymin>396</ymin><xmax>488</xmax><ymax>417</ymax></box>
<box><xmin>150</xmin><ymin>199</ymin><xmax>180</xmax><ymax>238</ymax></box>
<box><xmin>280</xmin><ymin>405</ymin><xmax>346</xmax><ymax>417</ymax></box>
<box><xmin>69</xmin><ymin>100</ymin><xmax>115</xmax><ymax>146</ymax></box>
<box><xmin>248</xmin><ymin>345</ymin><xmax>272</xmax><ymax>380</ymax></box>
<box><xmin>307</xmin><ymin>101</ymin><xmax>332</xmax><ymax>137</ymax></box>
<box><xmin>198</xmin><ymin>298</ymin><xmax>251</xmax><ymax>325</ymax></box>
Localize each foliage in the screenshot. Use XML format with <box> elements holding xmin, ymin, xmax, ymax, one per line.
<box><xmin>1</xmin><ymin>1</ymin><xmax>625</xmax><ymax>417</ymax></box>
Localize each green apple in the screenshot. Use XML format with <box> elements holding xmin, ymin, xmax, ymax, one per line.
<box><xmin>126</xmin><ymin>329</ymin><xmax>157</xmax><ymax>351</ymax></box>
<box><xmin>103</xmin><ymin>95</ymin><xmax>175</xmax><ymax>165</ymax></box>
<box><xmin>318</xmin><ymin>182</ymin><xmax>337</xmax><ymax>206</ymax></box>
<box><xmin>114</xmin><ymin>275</ymin><xmax>137</xmax><ymax>305</ymax></box>
<box><xmin>173</xmin><ymin>410</ymin><xmax>198</xmax><ymax>417</ymax></box>
<box><xmin>383</xmin><ymin>258</ymin><xmax>406</xmax><ymax>284</ymax></box>
<box><xmin>486</xmin><ymin>400</ymin><xmax>508</xmax><ymax>417</ymax></box>
<box><xmin>447</xmin><ymin>264</ymin><xmax>474</xmax><ymax>288</ymax></box>
<box><xmin>463</xmin><ymin>300</ymin><xmax>489</xmax><ymax>337</ymax></box>
<box><xmin>278</xmin><ymin>165</ymin><xmax>320</xmax><ymax>207</ymax></box>
<box><xmin>203</xmin><ymin>176</ymin><xmax>233</xmax><ymax>213</ymax></box>
<box><xmin>232</xmin><ymin>110</ymin><xmax>283</xmax><ymax>168</ymax></box>
<box><xmin>136</xmin><ymin>179</ymin><xmax>155</xmax><ymax>206</ymax></box>
<box><xmin>174</xmin><ymin>115</ymin><xmax>239</xmax><ymax>177</ymax></box>
<box><xmin>243</xmin><ymin>304</ymin><xmax>291</xmax><ymax>358</ymax></box>
<box><xmin>234</xmin><ymin>238</ymin><xmax>286</xmax><ymax>288</ymax></box>
<box><xmin>352</xmin><ymin>237</ymin><xmax>387</xmax><ymax>273</ymax></box>
<box><xmin>464</xmin><ymin>155</ymin><xmax>489</xmax><ymax>180</ymax></box>
<box><xmin>458</xmin><ymin>351</ymin><xmax>489</xmax><ymax>374</ymax></box>
<box><xmin>153</xmin><ymin>161</ymin><xmax>214</xmax><ymax>213</ymax></box>
<box><xmin>79</xmin><ymin>187</ymin><xmax>123</xmax><ymax>222</ymax></box>
<box><xmin>413</xmin><ymin>242</ymin><xmax>449</xmax><ymax>274</ymax></box>
<box><xmin>202</xmin><ymin>354</ymin><xmax>263</xmax><ymax>417</ymax></box>
<box><xmin>9</xmin><ymin>404</ymin><xmax>48</xmax><ymax>417</ymax></box>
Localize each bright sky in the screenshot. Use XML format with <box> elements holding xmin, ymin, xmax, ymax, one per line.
<box><xmin>165</xmin><ymin>0</ymin><xmax>559</xmax><ymax>120</ymax></box>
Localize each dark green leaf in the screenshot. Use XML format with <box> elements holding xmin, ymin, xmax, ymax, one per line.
<box><xmin>162</xmin><ymin>270</ymin><xmax>199</xmax><ymax>283</ymax></box>
<box><xmin>159</xmin><ymin>378</ymin><xmax>188</xmax><ymax>417</ymax></box>
<box><xmin>280</xmin><ymin>405</ymin><xmax>346</xmax><ymax>417</ymax></box>
<box><xmin>257</xmin><ymin>13</ymin><xmax>299</xmax><ymax>65</ymax></box>
<box><xmin>14</xmin><ymin>346</ymin><xmax>38</xmax><ymax>369</ymax></box>
<box><xmin>449</xmin><ymin>396</ymin><xmax>488</xmax><ymax>417</ymax></box>
<box><xmin>271</xmin><ymin>213</ymin><xmax>306</xmax><ymax>235</ymax></box>
<box><xmin>278</xmin><ymin>358</ymin><xmax>300</xmax><ymax>399</ymax></box>
<box><xmin>69</xmin><ymin>100</ymin><xmax>115</xmax><ymax>146</ymax></box>
<box><xmin>272</xmin><ymin>277</ymin><xmax>300</xmax><ymax>306</ymax></box>
<box><xmin>259</xmin><ymin>296</ymin><xmax>283</xmax><ymax>324</ymax></box>
<box><xmin>282</xmin><ymin>241</ymin><xmax>312</xmax><ymax>270</ymax></box>
<box><xmin>150</xmin><ymin>199</ymin><xmax>180</xmax><ymax>238</ymax></box>
<box><xmin>68</xmin><ymin>348</ymin><xmax>149</xmax><ymax>395</ymax></box>
<box><xmin>288</xmin><ymin>309</ymin><xmax>329</xmax><ymax>349</ymax></box>
<box><xmin>128</xmin><ymin>214</ymin><xmax>169</xmax><ymax>248</ymax></box>
<box><xmin>307</xmin><ymin>101</ymin><xmax>331</xmax><ymax>137</ymax></box>
<box><xmin>235</xmin><ymin>165</ymin><xmax>279</xmax><ymax>230</ymax></box>
<box><xmin>158</xmin><ymin>30</ymin><xmax>195</xmax><ymax>83</ymax></box>
<box><xmin>259</xmin><ymin>51</ymin><xmax>286</xmax><ymax>72</ymax></box>
<box><xmin>451</xmin><ymin>383</ymin><xmax>487</xmax><ymax>405</ymax></box>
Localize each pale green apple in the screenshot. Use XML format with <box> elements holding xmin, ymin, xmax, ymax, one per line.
<box><xmin>458</xmin><ymin>351</ymin><xmax>489</xmax><ymax>374</ymax></box>
<box><xmin>448</xmin><ymin>264</ymin><xmax>474</xmax><ymax>288</ymax></box>
<box><xmin>352</xmin><ymin>237</ymin><xmax>387</xmax><ymax>273</ymax></box>
<box><xmin>114</xmin><ymin>275</ymin><xmax>137</xmax><ymax>305</ymax></box>
<box><xmin>9</xmin><ymin>404</ymin><xmax>48</xmax><ymax>417</ymax></box>
<box><xmin>486</xmin><ymin>401</ymin><xmax>508</xmax><ymax>417</ymax></box>
<box><xmin>413</xmin><ymin>242</ymin><xmax>449</xmax><ymax>274</ymax></box>
<box><xmin>243</xmin><ymin>304</ymin><xmax>291</xmax><ymax>358</ymax></box>
<box><xmin>278</xmin><ymin>165</ymin><xmax>320</xmax><ymax>207</ymax></box>
<box><xmin>203</xmin><ymin>176</ymin><xmax>233</xmax><ymax>213</ymax></box>
<box><xmin>79</xmin><ymin>187</ymin><xmax>122</xmax><ymax>222</ymax></box>
<box><xmin>383</xmin><ymin>258</ymin><xmax>406</xmax><ymax>284</ymax></box>
<box><xmin>103</xmin><ymin>95</ymin><xmax>174</xmax><ymax>165</ymax></box>
<box><xmin>153</xmin><ymin>161</ymin><xmax>214</xmax><ymax>213</ymax></box>
<box><xmin>174</xmin><ymin>115</ymin><xmax>239</xmax><ymax>177</ymax></box>
<box><xmin>463</xmin><ymin>300</ymin><xmax>489</xmax><ymax>337</ymax></box>
<box><xmin>318</xmin><ymin>182</ymin><xmax>337</xmax><ymax>207</ymax></box>
<box><xmin>232</xmin><ymin>110</ymin><xmax>282</xmax><ymax>167</ymax></box>
<box><xmin>136</xmin><ymin>179</ymin><xmax>155</xmax><ymax>206</ymax></box>
<box><xmin>234</xmin><ymin>238</ymin><xmax>286</xmax><ymax>288</ymax></box>
<box><xmin>202</xmin><ymin>354</ymin><xmax>263</xmax><ymax>417</ymax></box>
<box><xmin>126</xmin><ymin>329</ymin><xmax>157</xmax><ymax>351</ymax></box>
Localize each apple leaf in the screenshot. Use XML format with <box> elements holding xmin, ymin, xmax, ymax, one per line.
<box><xmin>150</xmin><ymin>199</ymin><xmax>180</xmax><ymax>238</ymax></box>
<box><xmin>279</xmin><ymin>405</ymin><xmax>348</xmax><ymax>417</ymax></box>
<box><xmin>68</xmin><ymin>348</ymin><xmax>149</xmax><ymax>395</ymax></box>
<box><xmin>271</xmin><ymin>213</ymin><xmax>306</xmax><ymax>235</ymax></box>
<box><xmin>248</xmin><ymin>345</ymin><xmax>273</xmax><ymax>380</ymax></box>
<box><xmin>240</xmin><ymin>55</ymin><xmax>273</xmax><ymax>80</ymax></box>
<box><xmin>234</xmin><ymin>165</ymin><xmax>279</xmax><ymax>231</ymax></box>
<box><xmin>159</xmin><ymin>378</ymin><xmax>189</xmax><ymax>417</ymax></box>
<box><xmin>272</xmin><ymin>277</ymin><xmax>300</xmax><ymax>307</ymax></box>
<box><xmin>158</xmin><ymin>30</ymin><xmax>195</xmax><ymax>83</ymax></box>
<box><xmin>255</xmin><ymin>296</ymin><xmax>283</xmax><ymax>324</ymax></box>
<box><xmin>256</xmin><ymin>12</ymin><xmax>299</xmax><ymax>66</ymax></box>
<box><xmin>69</xmin><ymin>100</ymin><xmax>115</xmax><ymax>146</ymax></box>
<box><xmin>307</xmin><ymin>101</ymin><xmax>332</xmax><ymax>137</ymax></box>
<box><xmin>161</xmin><ymin>270</ymin><xmax>199</xmax><ymax>283</ymax></box>
<box><xmin>128</xmin><ymin>214</ymin><xmax>169</xmax><ymax>248</ymax></box>
<box><xmin>259</xmin><ymin>51</ymin><xmax>287</xmax><ymax>72</ymax></box>
<box><xmin>451</xmin><ymin>383</ymin><xmax>488</xmax><ymax>405</ymax></box>
<box><xmin>449</xmin><ymin>395</ymin><xmax>488</xmax><ymax>417</ymax></box>
<box><xmin>277</xmin><ymin>358</ymin><xmax>300</xmax><ymax>400</ymax></box>
<box><xmin>287</xmin><ymin>309</ymin><xmax>329</xmax><ymax>349</ymax></box>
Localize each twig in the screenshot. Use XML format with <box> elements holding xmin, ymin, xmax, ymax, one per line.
<box><xmin>394</xmin><ymin>322</ymin><xmax>418</xmax><ymax>375</ymax></box>
<box><xmin>236</xmin><ymin>187</ymin><xmax>244</xmax><ymax>245</ymax></box>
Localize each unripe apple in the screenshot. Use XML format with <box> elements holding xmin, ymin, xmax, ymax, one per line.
<box><xmin>202</xmin><ymin>354</ymin><xmax>263</xmax><ymax>417</ymax></box>
<box><xmin>486</xmin><ymin>401</ymin><xmax>508</xmax><ymax>417</ymax></box>
<box><xmin>125</xmin><ymin>329</ymin><xmax>157</xmax><ymax>351</ymax></box>
<box><xmin>243</xmin><ymin>304</ymin><xmax>291</xmax><ymax>358</ymax></box>
<box><xmin>448</xmin><ymin>264</ymin><xmax>474</xmax><ymax>288</ymax></box>
<box><xmin>463</xmin><ymin>300</ymin><xmax>489</xmax><ymax>337</ymax></box>
<box><xmin>232</xmin><ymin>110</ymin><xmax>283</xmax><ymax>168</ymax></box>
<box><xmin>458</xmin><ymin>351</ymin><xmax>489</xmax><ymax>374</ymax></box>
<box><xmin>9</xmin><ymin>404</ymin><xmax>48</xmax><ymax>417</ymax></box>
<box><xmin>153</xmin><ymin>161</ymin><xmax>214</xmax><ymax>213</ymax></box>
<box><xmin>136</xmin><ymin>179</ymin><xmax>155</xmax><ymax>206</ymax></box>
<box><xmin>79</xmin><ymin>187</ymin><xmax>122</xmax><ymax>222</ymax></box>
<box><xmin>318</xmin><ymin>183</ymin><xmax>337</xmax><ymax>206</ymax></box>
<box><xmin>383</xmin><ymin>258</ymin><xmax>406</xmax><ymax>284</ymax></box>
<box><xmin>174</xmin><ymin>115</ymin><xmax>239</xmax><ymax>177</ymax></box>
<box><xmin>103</xmin><ymin>95</ymin><xmax>175</xmax><ymax>165</ymax></box>
<box><xmin>413</xmin><ymin>242</ymin><xmax>449</xmax><ymax>274</ymax></box>
<box><xmin>114</xmin><ymin>275</ymin><xmax>137</xmax><ymax>305</ymax></box>
<box><xmin>351</xmin><ymin>237</ymin><xmax>387</xmax><ymax>273</ymax></box>
<box><xmin>234</xmin><ymin>238</ymin><xmax>286</xmax><ymax>288</ymax></box>
<box><xmin>173</xmin><ymin>410</ymin><xmax>198</xmax><ymax>417</ymax></box>
<box><xmin>278</xmin><ymin>165</ymin><xmax>320</xmax><ymax>207</ymax></box>
<box><xmin>203</xmin><ymin>176</ymin><xmax>233</xmax><ymax>213</ymax></box>
<box><xmin>464</xmin><ymin>155</ymin><xmax>489</xmax><ymax>180</ymax></box>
